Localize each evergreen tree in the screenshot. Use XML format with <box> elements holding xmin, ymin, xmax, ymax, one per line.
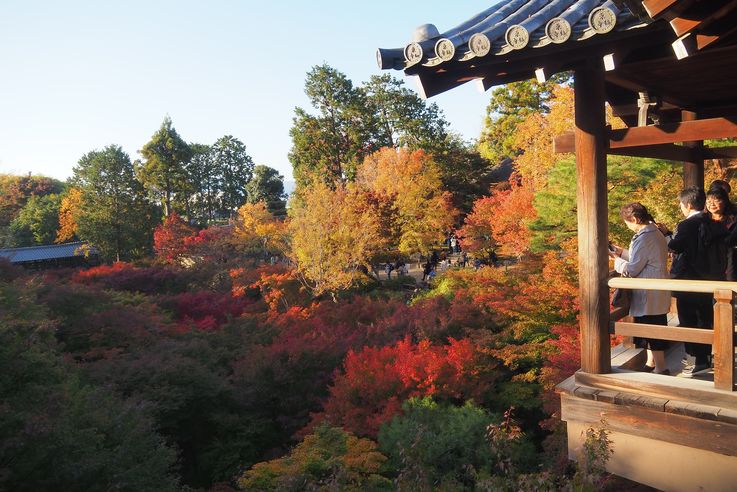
<box><xmin>210</xmin><ymin>135</ymin><xmax>254</xmax><ymax>216</ymax></box>
<box><xmin>289</xmin><ymin>64</ymin><xmax>379</xmax><ymax>186</ymax></box>
<box><xmin>138</xmin><ymin>117</ymin><xmax>192</xmax><ymax>216</ymax></box>
<box><xmin>73</xmin><ymin>145</ymin><xmax>158</xmax><ymax>261</ymax></box>
<box><xmin>363</xmin><ymin>74</ymin><xmax>448</xmax><ymax>151</ymax></box>
<box><xmin>245</xmin><ymin>164</ymin><xmax>287</xmax><ymax>218</ymax></box>
<box><xmin>478</xmin><ymin>75</ymin><xmax>570</xmax><ymax>164</ymax></box>
<box><xmin>185</xmin><ymin>143</ymin><xmax>220</xmax><ymax>224</ymax></box>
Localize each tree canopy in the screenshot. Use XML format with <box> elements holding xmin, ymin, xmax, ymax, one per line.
<box><xmin>73</xmin><ymin>145</ymin><xmax>158</xmax><ymax>261</ymax></box>
<box><xmin>138</xmin><ymin>117</ymin><xmax>193</xmax><ymax>217</ymax></box>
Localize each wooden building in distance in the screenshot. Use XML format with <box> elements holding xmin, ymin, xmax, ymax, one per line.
<box><xmin>0</xmin><ymin>241</ymin><xmax>100</xmax><ymax>269</ymax></box>
<box><xmin>378</xmin><ymin>1</ymin><xmax>737</xmax><ymax>490</ymax></box>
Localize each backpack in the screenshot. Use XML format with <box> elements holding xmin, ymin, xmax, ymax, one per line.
<box><xmin>692</xmin><ymin>217</ymin><xmax>728</xmax><ymax>280</ymax></box>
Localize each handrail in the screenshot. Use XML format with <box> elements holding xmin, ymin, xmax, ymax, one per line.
<box><xmin>608</xmin><ymin>277</ymin><xmax>737</xmax><ymax>294</ymax></box>
<box><xmin>607</xmin><ymin>276</ymin><xmax>736</xmax><ymax>391</ymax></box>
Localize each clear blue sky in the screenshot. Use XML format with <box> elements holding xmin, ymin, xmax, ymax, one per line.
<box><xmin>0</xmin><ymin>0</ymin><xmax>494</xmax><ymax>183</ymax></box>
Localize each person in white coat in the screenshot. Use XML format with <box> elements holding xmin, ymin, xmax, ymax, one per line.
<box><xmin>610</xmin><ymin>202</ymin><xmax>672</xmax><ymax>375</ymax></box>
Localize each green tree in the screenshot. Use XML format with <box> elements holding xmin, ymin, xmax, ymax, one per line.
<box><xmin>378</xmin><ymin>398</ymin><xmax>534</xmax><ymax>488</ymax></box>
<box><xmin>289</xmin><ymin>64</ymin><xmax>379</xmax><ymax>187</ymax></box>
<box><xmin>8</xmin><ymin>193</ymin><xmax>61</xmax><ymax>246</ymax></box>
<box><xmin>432</xmin><ymin>133</ymin><xmax>501</xmax><ymax>214</ymax></box>
<box><xmin>364</xmin><ymin>74</ymin><xmax>448</xmax><ymax>150</ymax></box>
<box><xmin>210</xmin><ymin>135</ymin><xmax>254</xmax><ymax>215</ymax></box>
<box><xmin>185</xmin><ymin>143</ymin><xmax>220</xmax><ymax>224</ymax></box>
<box><xmin>138</xmin><ymin>117</ymin><xmax>193</xmax><ymax>216</ymax></box>
<box><xmin>531</xmin><ymin>155</ymin><xmax>673</xmax><ymax>250</ymax></box>
<box><xmin>478</xmin><ymin>75</ymin><xmax>570</xmax><ymax>164</ymax></box>
<box><xmin>245</xmin><ymin>164</ymin><xmax>287</xmax><ymax>218</ymax></box>
<box><xmin>73</xmin><ymin>145</ymin><xmax>158</xmax><ymax>261</ymax></box>
<box><xmin>0</xmin><ymin>281</ymin><xmax>179</xmax><ymax>491</ymax></box>
<box><xmin>0</xmin><ymin>173</ymin><xmax>64</xmax><ymax>227</ymax></box>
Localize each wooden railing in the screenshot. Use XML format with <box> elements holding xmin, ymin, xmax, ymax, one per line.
<box><xmin>608</xmin><ymin>277</ymin><xmax>737</xmax><ymax>391</ymax></box>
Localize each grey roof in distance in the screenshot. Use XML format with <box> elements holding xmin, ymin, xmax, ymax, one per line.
<box><xmin>0</xmin><ymin>241</ymin><xmax>99</xmax><ymax>263</ymax></box>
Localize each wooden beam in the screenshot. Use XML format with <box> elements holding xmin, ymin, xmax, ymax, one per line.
<box><xmin>609</xmin><ymin>116</ymin><xmax>737</xmax><ymax>148</ymax></box>
<box><xmin>681</xmin><ymin>110</ymin><xmax>704</xmax><ymax>189</ymax></box>
<box><xmin>643</xmin><ymin>0</ymin><xmax>679</xmax><ymax>19</ymax></box>
<box><xmin>614</xmin><ymin>322</ymin><xmax>714</xmax><ymax>345</ymax></box>
<box><xmin>669</xmin><ymin>0</ymin><xmax>737</xmax><ymax>36</ymax></box>
<box><xmin>556</xmin><ymin>132</ymin><xmax>737</xmax><ymax>161</ymax></box>
<box><xmin>610</xmin><ymin>144</ymin><xmax>700</xmax><ymax>162</ymax></box>
<box><xmin>575</xmin><ymin>65</ymin><xmax>611</xmax><ymax>375</ymax></box>
<box><xmin>704</xmin><ymin>146</ymin><xmax>737</xmax><ymax>159</ymax></box>
<box><xmin>555</xmin><ymin>132</ymin><xmax>702</xmax><ymax>161</ymax></box>
<box><xmin>554</xmin><ymin>132</ymin><xmax>575</xmax><ymax>154</ymax></box>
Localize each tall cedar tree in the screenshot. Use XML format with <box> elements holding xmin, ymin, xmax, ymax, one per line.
<box><xmin>210</xmin><ymin>135</ymin><xmax>254</xmax><ymax>216</ymax></box>
<box><xmin>290</xmin><ymin>64</ymin><xmax>377</xmax><ymax>186</ymax></box>
<box><xmin>289</xmin><ymin>67</ymin><xmax>453</xmax><ymax>188</ymax></box>
<box><xmin>184</xmin><ymin>143</ymin><xmax>219</xmax><ymax>225</ymax></box>
<box><xmin>138</xmin><ymin>117</ymin><xmax>193</xmax><ymax>217</ymax></box>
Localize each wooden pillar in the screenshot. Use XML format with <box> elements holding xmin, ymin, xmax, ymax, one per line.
<box><xmin>574</xmin><ymin>65</ymin><xmax>611</xmax><ymax>374</ymax></box>
<box><xmin>682</xmin><ymin>110</ymin><xmax>704</xmax><ymax>189</ymax></box>
<box><xmin>713</xmin><ymin>289</ymin><xmax>735</xmax><ymax>391</ymax></box>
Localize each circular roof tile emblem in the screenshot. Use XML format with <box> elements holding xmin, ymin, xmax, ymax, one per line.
<box><xmin>435</xmin><ymin>39</ymin><xmax>456</xmax><ymax>61</ymax></box>
<box><xmin>589</xmin><ymin>7</ymin><xmax>617</xmax><ymax>34</ymax></box>
<box><xmin>505</xmin><ymin>26</ymin><xmax>529</xmax><ymax>50</ymax></box>
<box><xmin>404</xmin><ymin>42</ymin><xmax>424</xmax><ymax>65</ymax></box>
<box><xmin>469</xmin><ymin>33</ymin><xmax>491</xmax><ymax>57</ymax></box>
<box><xmin>546</xmin><ymin>18</ymin><xmax>571</xmax><ymax>44</ymax></box>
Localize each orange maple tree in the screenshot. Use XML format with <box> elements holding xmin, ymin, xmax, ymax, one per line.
<box><xmin>459</xmin><ymin>176</ymin><xmax>536</xmax><ymax>258</ymax></box>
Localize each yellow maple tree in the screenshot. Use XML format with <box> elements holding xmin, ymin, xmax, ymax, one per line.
<box><xmin>357</xmin><ymin>147</ymin><xmax>456</xmax><ymax>255</ymax></box>
<box><xmin>288</xmin><ymin>181</ymin><xmax>385</xmax><ymax>297</ymax></box>
<box><xmin>56</xmin><ymin>187</ymin><xmax>83</xmax><ymax>243</ymax></box>
<box><xmin>232</xmin><ymin>201</ymin><xmax>288</xmax><ymax>256</ymax></box>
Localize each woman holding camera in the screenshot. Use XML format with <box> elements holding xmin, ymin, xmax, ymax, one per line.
<box><xmin>609</xmin><ymin>202</ymin><xmax>671</xmax><ymax>374</ymax></box>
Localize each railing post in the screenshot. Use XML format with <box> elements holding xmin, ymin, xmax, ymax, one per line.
<box><xmin>713</xmin><ymin>289</ymin><xmax>735</xmax><ymax>391</ymax></box>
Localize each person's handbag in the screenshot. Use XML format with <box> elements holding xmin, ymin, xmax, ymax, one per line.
<box><xmin>611</xmin><ymin>288</ymin><xmax>631</xmax><ymax>310</ymax></box>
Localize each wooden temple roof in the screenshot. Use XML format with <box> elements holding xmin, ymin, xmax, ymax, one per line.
<box><xmin>377</xmin><ymin>0</ymin><xmax>737</xmax><ymax>124</ymax></box>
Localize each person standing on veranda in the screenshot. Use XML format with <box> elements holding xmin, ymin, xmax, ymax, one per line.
<box><xmin>610</xmin><ymin>203</ymin><xmax>672</xmax><ymax>374</ymax></box>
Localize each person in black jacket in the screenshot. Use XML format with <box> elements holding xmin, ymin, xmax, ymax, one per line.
<box><xmin>668</xmin><ymin>187</ymin><xmax>727</xmax><ymax>376</ymax></box>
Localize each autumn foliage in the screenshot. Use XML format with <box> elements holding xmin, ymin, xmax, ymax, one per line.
<box><xmin>312</xmin><ymin>337</ymin><xmax>494</xmax><ymax>438</ymax></box>
<box><xmin>153</xmin><ymin>212</ymin><xmax>196</xmax><ymax>262</ymax></box>
<box><xmin>459</xmin><ymin>175</ymin><xmax>536</xmax><ymax>257</ymax></box>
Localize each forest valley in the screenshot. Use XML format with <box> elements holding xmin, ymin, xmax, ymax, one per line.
<box><xmin>3</xmin><ymin>65</ymin><xmax>735</xmax><ymax>491</ymax></box>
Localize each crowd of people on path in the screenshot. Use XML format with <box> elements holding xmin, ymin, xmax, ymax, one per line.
<box><xmin>377</xmin><ymin>231</ymin><xmax>504</xmax><ymax>284</ymax></box>
<box><xmin>609</xmin><ymin>180</ymin><xmax>737</xmax><ymax>378</ymax></box>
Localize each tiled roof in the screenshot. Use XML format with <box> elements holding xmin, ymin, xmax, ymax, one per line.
<box><xmin>0</xmin><ymin>241</ymin><xmax>98</xmax><ymax>263</ymax></box>
<box><xmin>377</xmin><ymin>0</ymin><xmax>645</xmax><ymax>72</ymax></box>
